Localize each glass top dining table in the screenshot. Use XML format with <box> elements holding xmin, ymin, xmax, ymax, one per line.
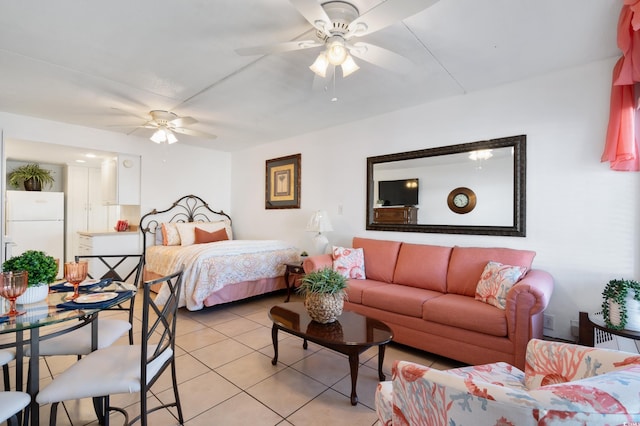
<box><xmin>0</xmin><ymin>281</ymin><xmax>137</xmax><ymax>426</ymax></box>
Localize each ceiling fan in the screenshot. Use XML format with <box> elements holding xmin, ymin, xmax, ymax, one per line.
<box><xmin>112</xmin><ymin>109</ymin><xmax>217</xmax><ymax>144</ymax></box>
<box><xmin>236</xmin><ymin>0</ymin><xmax>440</xmax><ymax>79</ymax></box>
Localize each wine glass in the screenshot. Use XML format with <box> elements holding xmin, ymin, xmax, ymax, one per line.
<box><xmin>64</xmin><ymin>261</ymin><xmax>88</xmax><ymax>301</ymax></box>
<box><xmin>0</xmin><ymin>271</ymin><xmax>28</xmax><ymax>317</ymax></box>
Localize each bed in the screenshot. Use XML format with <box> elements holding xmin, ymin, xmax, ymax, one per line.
<box><xmin>139</xmin><ymin>195</ymin><xmax>300</xmax><ymax>310</ymax></box>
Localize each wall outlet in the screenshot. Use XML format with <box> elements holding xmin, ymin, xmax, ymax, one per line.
<box><xmin>543</xmin><ymin>314</ymin><xmax>555</xmax><ymax>330</ymax></box>
<box><xmin>570</xmin><ymin>319</ymin><xmax>579</xmax><ymax>337</ymax></box>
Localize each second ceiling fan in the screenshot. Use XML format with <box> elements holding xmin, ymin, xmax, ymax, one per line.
<box><xmin>236</xmin><ymin>0</ymin><xmax>440</xmax><ymax>78</ymax></box>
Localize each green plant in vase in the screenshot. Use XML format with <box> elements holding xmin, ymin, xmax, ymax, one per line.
<box><xmin>3</xmin><ymin>250</ymin><xmax>58</xmax><ymax>287</ymax></box>
<box><xmin>8</xmin><ymin>163</ymin><xmax>55</xmax><ymax>191</ymax></box>
<box><xmin>298</xmin><ymin>267</ymin><xmax>347</xmax><ymax>323</ymax></box>
<box><xmin>601</xmin><ymin>278</ymin><xmax>640</xmax><ymax>330</ymax></box>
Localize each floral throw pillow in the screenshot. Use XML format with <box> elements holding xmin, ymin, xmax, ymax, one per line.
<box><xmin>332</xmin><ymin>246</ymin><xmax>366</xmax><ymax>279</ymax></box>
<box><xmin>475</xmin><ymin>261</ymin><xmax>527</xmax><ymax>309</ymax></box>
<box><xmin>161</xmin><ymin>223</ymin><xmax>181</xmax><ymax>246</ymax></box>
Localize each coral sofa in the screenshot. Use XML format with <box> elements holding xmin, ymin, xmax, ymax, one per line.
<box><xmin>303</xmin><ymin>237</ymin><xmax>554</xmax><ymax>369</ymax></box>
<box><xmin>376</xmin><ymin>339</ymin><xmax>640</xmax><ymax>425</ymax></box>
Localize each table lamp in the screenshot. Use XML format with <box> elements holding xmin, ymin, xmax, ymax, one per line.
<box><xmin>306</xmin><ymin>210</ymin><xmax>333</xmax><ymax>254</ymax></box>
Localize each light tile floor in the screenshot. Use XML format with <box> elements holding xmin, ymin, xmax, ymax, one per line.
<box><xmin>5</xmin><ymin>291</ymin><xmax>465</xmax><ymax>425</ymax></box>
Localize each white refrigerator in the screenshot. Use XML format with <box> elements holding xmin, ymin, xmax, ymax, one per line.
<box><xmin>6</xmin><ymin>190</ymin><xmax>64</xmax><ymax>277</ymax></box>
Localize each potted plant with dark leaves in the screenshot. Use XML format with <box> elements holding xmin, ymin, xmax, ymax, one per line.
<box><xmin>3</xmin><ymin>250</ymin><xmax>58</xmax><ymax>304</ymax></box>
<box><xmin>297</xmin><ymin>267</ymin><xmax>347</xmax><ymax>323</ymax></box>
<box><xmin>601</xmin><ymin>278</ymin><xmax>640</xmax><ymax>331</ymax></box>
<box><xmin>8</xmin><ymin>163</ymin><xmax>55</xmax><ymax>191</ymax></box>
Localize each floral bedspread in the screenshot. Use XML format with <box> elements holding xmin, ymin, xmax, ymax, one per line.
<box><xmin>147</xmin><ymin>240</ymin><xmax>299</xmax><ymax>310</ymax></box>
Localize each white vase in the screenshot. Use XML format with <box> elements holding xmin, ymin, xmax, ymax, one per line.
<box><xmin>17</xmin><ymin>284</ymin><xmax>49</xmax><ymax>304</ymax></box>
<box><xmin>607</xmin><ymin>290</ymin><xmax>640</xmax><ymax>332</ymax></box>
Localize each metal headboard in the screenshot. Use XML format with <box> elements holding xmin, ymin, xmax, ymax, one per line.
<box><xmin>139</xmin><ymin>194</ymin><xmax>232</xmax><ymax>251</ymax></box>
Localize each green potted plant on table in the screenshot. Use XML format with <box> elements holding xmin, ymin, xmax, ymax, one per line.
<box><xmin>297</xmin><ymin>267</ymin><xmax>347</xmax><ymax>324</ymax></box>
<box><xmin>8</xmin><ymin>163</ymin><xmax>55</xmax><ymax>191</ymax></box>
<box><xmin>3</xmin><ymin>250</ymin><xmax>58</xmax><ymax>304</ymax></box>
<box><xmin>601</xmin><ymin>278</ymin><xmax>640</xmax><ymax>331</ymax></box>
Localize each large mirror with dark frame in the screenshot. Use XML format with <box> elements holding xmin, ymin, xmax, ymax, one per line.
<box><xmin>366</xmin><ymin>135</ymin><xmax>526</xmax><ymax>236</ymax></box>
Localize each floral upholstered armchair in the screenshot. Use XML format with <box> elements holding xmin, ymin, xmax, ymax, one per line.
<box><xmin>376</xmin><ymin>339</ymin><xmax>640</xmax><ymax>425</ymax></box>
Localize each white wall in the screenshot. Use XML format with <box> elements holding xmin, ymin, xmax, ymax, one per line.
<box><xmin>0</xmin><ymin>111</ymin><xmax>232</xmax><ymax>236</ymax></box>
<box><xmin>231</xmin><ymin>57</ymin><xmax>640</xmax><ymax>341</ymax></box>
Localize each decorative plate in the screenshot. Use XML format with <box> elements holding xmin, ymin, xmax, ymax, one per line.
<box><xmin>74</xmin><ymin>292</ymin><xmax>118</xmax><ymax>304</ymax></box>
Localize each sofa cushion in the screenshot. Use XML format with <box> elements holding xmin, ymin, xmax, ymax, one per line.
<box><xmin>362</xmin><ymin>284</ymin><xmax>442</xmax><ymax>318</ymax></box>
<box><xmin>423</xmin><ymin>294</ymin><xmax>508</xmax><ymax>337</ymax></box>
<box><xmin>332</xmin><ymin>246</ymin><xmax>366</xmax><ymax>279</ymax></box>
<box><xmin>353</xmin><ymin>237</ymin><xmax>401</xmax><ymax>283</ymax></box>
<box><xmin>447</xmin><ymin>246</ymin><xmax>536</xmax><ymax>297</ymax></box>
<box><xmin>475</xmin><ymin>261</ymin><xmax>527</xmax><ymax>309</ymax></box>
<box><xmin>392</xmin><ymin>243</ymin><xmax>451</xmax><ymax>292</ymax></box>
<box><xmin>345</xmin><ymin>279</ymin><xmax>388</xmax><ymax>304</ymax></box>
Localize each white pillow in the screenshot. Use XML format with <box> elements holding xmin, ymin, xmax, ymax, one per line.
<box><xmin>161</xmin><ymin>223</ymin><xmax>181</xmax><ymax>246</ymax></box>
<box><xmin>175</xmin><ymin>221</ymin><xmax>232</xmax><ymax>246</ymax></box>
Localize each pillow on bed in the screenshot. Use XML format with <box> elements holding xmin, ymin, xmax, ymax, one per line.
<box><xmin>195</xmin><ymin>227</ymin><xmax>229</xmax><ymax>244</ymax></box>
<box><xmin>161</xmin><ymin>223</ymin><xmax>181</xmax><ymax>246</ymax></box>
<box><xmin>176</xmin><ymin>221</ymin><xmax>232</xmax><ymax>246</ymax></box>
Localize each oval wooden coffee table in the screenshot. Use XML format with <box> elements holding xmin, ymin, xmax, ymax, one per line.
<box><xmin>269</xmin><ymin>302</ymin><xmax>393</xmax><ymax>405</ymax></box>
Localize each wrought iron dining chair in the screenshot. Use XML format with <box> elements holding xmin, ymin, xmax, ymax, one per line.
<box><xmin>75</xmin><ymin>253</ymin><xmax>144</xmax><ymax>346</ymax></box>
<box><xmin>37</xmin><ymin>269</ymin><xmax>185</xmax><ymax>426</ymax></box>
<box><xmin>1</xmin><ymin>349</ymin><xmax>16</xmax><ymax>390</ymax></box>
<box><xmin>0</xmin><ymin>390</ymin><xmax>30</xmax><ymax>426</ymax></box>
<box><xmin>25</xmin><ymin>254</ymin><xmax>143</xmax><ymax>359</ymax></box>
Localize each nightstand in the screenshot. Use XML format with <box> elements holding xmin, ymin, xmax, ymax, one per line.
<box><xmin>283</xmin><ymin>261</ymin><xmax>304</xmax><ymax>302</ymax></box>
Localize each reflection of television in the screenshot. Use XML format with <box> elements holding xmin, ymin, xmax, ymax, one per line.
<box><xmin>378</xmin><ymin>179</ymin><xmax>419</xmax><ymax>206</ymax></box>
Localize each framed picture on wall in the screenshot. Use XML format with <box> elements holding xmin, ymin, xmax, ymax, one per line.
<box><xmin>265</xmin><ymin>153</ymin><xmax>301</xmax><ymax>209</ymax></box>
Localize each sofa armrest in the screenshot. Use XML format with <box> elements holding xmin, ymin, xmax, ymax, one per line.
<box><xmin>504</xmin><ymin>269</ymin><xmax>554</xmax><ymax>369</ymax></box>
<box><xmin>389</xmin><ymin>360</ymin><xmax>539</xmax><ymax>426</ymax></box>
<box><xmin>302</xmin><ymin>254</ymin><xmax>332</xmax><ymax>273</ymax></box>
<box><xmin>524</xmin><ymin>338</ymin><xmax>640</xmax><ymax>389</ymax></box>
<box><xmin>505</xmin><ymin>269</ymin><xmax>554</xmax><ymax>317</ymax></box>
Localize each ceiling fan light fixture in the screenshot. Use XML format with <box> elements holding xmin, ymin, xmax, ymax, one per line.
<box><xmin>326</xmin><ymin>36</ymin><xmax>348</xmax><ymax>65</ymax></box>
<box><xmin>309</xmin><ymin>52</ymin><xmax>329</xmax><ymax>77</ymax></box>
<box><xmin>166</xmin><ymin>129</ymin><xmax>178</xmax><ymax>144</ymax></box>
<box><xmin>150</xmin><ymin>127</ymin><xmax>179</xmax><ymax>144</ymax></box>
<box><xmin>341</xmin><ymin>54</ymin><xmax>359</xmax><ymax>77</ymax></box>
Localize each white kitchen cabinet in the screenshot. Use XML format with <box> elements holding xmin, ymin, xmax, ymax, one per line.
<box><xmin>102</xmin><ymin>154</ymin><xmax>141</xmax><ymax>206</ymax></box>
<box><xmin>65</xmin><ymin>166</ymin><xmax>109</xmax><ymax>262</ymax></box>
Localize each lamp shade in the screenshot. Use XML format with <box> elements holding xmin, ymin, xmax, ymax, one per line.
<box><xmin>150</xmin><ymin>128</ymin><xmax>178</xmax><ymax>144</ymax></box>
<box><xmin>306</xmin><ymin>210</ymin><xmax>333</xmax><ymax>233</ymax></box>
<box><xmin>309</xmin><ymin>53</ymin><xmax>329</xmax><ymax>78</ymax></box>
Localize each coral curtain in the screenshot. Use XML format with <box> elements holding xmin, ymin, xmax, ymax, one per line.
<box><xmin>603</xmin><ymin>0</ymin><xmax>640</xmax><ymax>171</ymax></box>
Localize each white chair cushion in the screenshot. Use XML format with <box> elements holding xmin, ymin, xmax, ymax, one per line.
<box><xmin>0</xmin><ymin>349</ymin><xmax>16</xmax><ymax>365</ymax></box>
<box><xmin>0</xmin><ymin>391</ymin><xmax>31</xmax><ymax>422</ymax></box>
<box><xmin>25</xmin><ymin>318</ymin><xmax>131</xmax><ymax>356</ymax></box>
<box><xmin>37</xmin><ymin>344</ymin><xmax>173</xmax><ymax>404</ymax></box>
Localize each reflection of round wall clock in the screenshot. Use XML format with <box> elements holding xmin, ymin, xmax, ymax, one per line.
<box><xmin>447</xmin><ymin>187</ymin><xmax>477</xmax><ymax>214</ymax></box>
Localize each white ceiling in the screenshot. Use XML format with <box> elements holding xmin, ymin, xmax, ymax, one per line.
<box><xmin>0</xmin><ymin>0</ymin><xmax>621</xmax><ymax>152</ymax></box>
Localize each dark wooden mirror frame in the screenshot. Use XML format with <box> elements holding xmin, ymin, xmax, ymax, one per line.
<box><xmin>366</xmin><ymin>135</ymin><xmax>526</xmax><ymax>236</ymax></box>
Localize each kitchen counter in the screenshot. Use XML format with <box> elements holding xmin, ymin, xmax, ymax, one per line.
<box><xmin>78</xmin><ymin>230</ymin><xmax>138</xmax><ymax>237</ymax></box>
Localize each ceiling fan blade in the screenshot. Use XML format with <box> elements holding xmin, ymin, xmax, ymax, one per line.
<box><xmin>348</xmin><ymin>42</ymin><xmax>414</xmax><ymax>74</ymax></box>
<box><xmin>289</xmin><ymin>0</ymin><xmax>332</xmax><ymax>36</ymax></box>
<box><xmin>172</xmin><ymin>127</ymin><xmax>217</xmax><ymax>140</ymax></box>
<box><xmin>347</xmin><ymin>0</ymin><xmax>440</xmax><ymax>38</ymax></box>
<box><xmin>169</xmin><ymin>116</ymin><xmax>197</xmax><ymax>127</ymax></box>
<box><xmin>236</xmin><ymin>40</ymin><xmax>322</xmax><ymax>56</ymax></box>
